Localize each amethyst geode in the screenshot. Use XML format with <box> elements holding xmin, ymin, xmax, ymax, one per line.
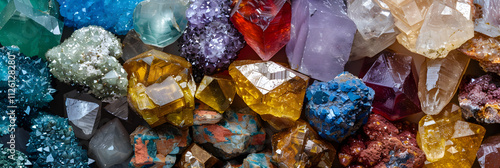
<box><xmin>179</xmin><ymin>0</ymin><xmax>245</xmax><ymax>82</ymax></box>
<box><xmin>459</xmin><ymin>74</ymin><xmax>500</xmax><ymax>123</ymax></box>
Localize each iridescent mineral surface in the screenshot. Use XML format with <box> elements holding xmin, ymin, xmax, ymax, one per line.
<box><xmin>458</xmin><ymin>74</ymin><xmax>500</xmax><ymax>123</ymax></box>
<box><xmin>195</xmin><ymin>76</ymin><xmax>236</xmax><ymax>113</ymax></box>
<box><xmin>286</xmin><ymin>0</ymin><xmax>356</xmax><ymax>81</ymax></box>
<box><xmin>64</xmin><ymin>90</ymin><xmax>101</xmax><ymax>140</ymax></box>
<box><xmin>89</xmin><ymin>118</ymin><xmax>132</xmax><ymax>168</ymax></box>
<box><xmin>477</xmin><ymin>134</ymin><xmax>500</xmax><ymax>168</ymax></box>
<box><xmin>473</xmin><ymin>0</ymin><xmax>500</xmax><ymax>37</ymax></box>
<box><xmin>179</xmin><ymin>143</ymin><xmax>220</xmax><ymax>168</ymax></box>
<box><xmin>305</xmin><ymin>71</ymin><xmax>374</xmax><ymax>142</ymax></box>
<box><xmin>459</xmin><ymin>33</ymin><xmax>500</xmax><ymax>75</ymax></box>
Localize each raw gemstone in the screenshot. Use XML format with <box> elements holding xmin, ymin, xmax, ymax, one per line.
<box><xmin>133</xmin><ymin>0</ymin><xmax>188</xmax><ymax>47</ymax></box>
<box><xmin>228</xmin><ymin>60</ymin><xmax>309</xmax><ymax>130</ymax></box>
<box><xmin>122</xmin><ymin>30</ymin><xmax>162</xmax><ymax>62</ymax></box>
<box><xmin>458</xmin><ymin>33</ymin><xmax>500</xmax><ymax>75</ymax></box>
<box><xmin>418</xmin><ymin>50</ymin><xmax>470</xmax><ymax>115</ymax></box>
<box><xmin>195</xmin><ymin>76</ymin><xmax>236</xmax><ymax>113</ymax></box>
<box><xmin>286</xmin><ymin>0</ymin><xmax>356</xmax><ymax>81</ymax></box>
<box><xmin>230</xmin><ymin>0</ymin><xmax>291</xmax><ymax>61</ymax></box>
<box><xmin>417</xmin><ymin>103</ymin><xmax>486</xmax><ymax>167</ymax></box>
<box><xmin>193</xmin><ymin>103</ymin><xmax>223</xmax><ymax>125</ymax></box>
<box><xmin>57</xmin><ymin>0</ymin><xmax>143</xmax><ymax>35</ymax></box>
<box><xmin>89</xmin><ymin>118</ymin><xmax>133</xmax><ymax>168</ymax></box>
<box><xmin>27</xmin><ymin>113</ymin><xmax>89</xmax><ymax>168</ymax></box>
<box><xmin>305</xmin><ymin>72</ymin><xmax>374</xmax><ymax>142</ymax></box>
<box><xmin>0</xmin><ymin>102</ymin><xmax>38</xmax><ymax>136</ymax></box>
<box><xmin>104</xmin><ymin>96</ymin><xmax>129</xmax><ymax>120</ymax></box>
<box><xmin>360</xmin><ymin>50</ymin><xmax>421</xmax><ymax>121</ymax></box>
<box><xmin>45</xmin><ymin>26</ymin><xmax>128</xmax><ymax>101</ymax></box>
<box><xmin>338</xmin><ymin>113</ymin><xmax>425</xmax><ymax>167</ymax></box>
<box><xmin>180</xmin><ymin>0</ymin><xmax>244</xmax><ymax>82</ymax></box>
<box><xmin>477</xmin><ymin>134</ymin><xmax>500</xmax><ymax>168</ymax></box>
<box><xmin>129</xmin><ymin>125</ymin><xmax>190</xmax><ymax>168</ymax></box>
<box><xmin>64</xmin><ymin>90</ymin><xmax>102</xmax><ymax>140</ymax></box>
<box><xmin>458</xmin><ymin>74</ymin><xmax>500</xmax><ymax>124</ymax></box>
<box><xmin>347</xmin><ymin>0</ymin><xmax>395</xmax><ymax>40</ymax></box>
<box><xmin>124</xmin><ymin>49</ymin><xmax>196</xmax><ymax>127</ymax></box>
<box><xmin>350</xmin><ymin>28</ymin><xmax>399</xmax><ymax>61</ymax></box>
<box><xmin>271</xmin><ymin>120</ymin><xmax>337</xmax><ymax>168</ymax></box>
<box><xmin>179</xmin><ymin>143</ymin><xmax>220</xmax><ymax>168</ymax></box>
<box><xmin>0</xmin><ymin>146</ymin><xmax>30</xmax><ymax>167</ymax></box>
<box><xmin>473</xmin><ymin>0</ymin><xmax>500</xmax><ymax>37</ymax></box>
<box><xmin>192</xmin><ymin>108</ymin><xmax>266</xmax><ymax>159</ymax></box>
<box><xmin>0</xmin><ymin>0</ymin><xmax>62</xmax><ymax>57</ymax></box>
<box><xmin>240</xmin><ymin>153</ymin><xmax>274</xmax><ymax>168</ymax></box>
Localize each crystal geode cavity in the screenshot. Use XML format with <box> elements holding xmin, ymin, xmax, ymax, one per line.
<box><xmin>179</xmin><ymin>0</ymin><xmax>244</xmax><ymax>82</ymax></box>
<box><xmin>305</xmin><ymin>72</ymin><xmax>374</xmax><ymax>142</ymax></box>
<box><xmin>458</xmin><ymin>74</ymin><xmax>500</xmax><ymax>124</ymax></box>
<box><xmin>286</xmin><ymin>0</ymin><xmax>356</xmax><ymax>82</ymax></box>
<box><xmin>57</xmin><ymin>0</ymin><xmax>143</xmax><ymax>35</ymax></box>
<box><xmin>45</xmin><ymin>26</ymin><xmax>128</xmax><ymax>101</ymax></box>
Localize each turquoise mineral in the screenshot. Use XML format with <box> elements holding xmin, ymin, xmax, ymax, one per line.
<box><xmin>0</xmin><ymin>145</ymin><xmax>31</xmax><ymax>167</ymax></box>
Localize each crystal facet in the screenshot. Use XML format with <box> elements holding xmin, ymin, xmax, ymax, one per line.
<box><xmin>124</xmin><ymin>50</ymin><xmax>196</xmax><ymax>127</ymax></box>
<box><xmin>477</xmin><ymin>134</ymin><xmax>500</xmax><ymax>168</ymax></box>
<box><xmin>64</xmin><ymin>90</ymin><xmax>102</xmax><ymax>140</ymax></box>
<box><xmin>347</xmin><ymin>0</ymin><xmax>395</xmax><ymax>40</ymax></box>
<box><xmin>473</xmin><ymin>0</ymin><xmax>500</xmax><ymax>37</ymax></box>
<box><xmin>458</xmin><ymin>74</ymin><xmax>500</xmax><ymax>124</ymax></box>
<box><xmin>89</xmin><ymin>118</ymin><xmax>132</xmax><ymax>168</ymax></box>
<box><xmin>458</xmin><ymin>33</ymin><xmax>500</xmax><ymax>75</ymax></box>
<box><xmin>179</xmin><ymin>143</ymin><xmax>220</xmax><ymax>168</ymax></box>
<box><xmin>104</xmin><ymin>96</ymin><xmax>129</xmax><ymax>120</ymax></box>
<box><xmin>228</xmin><ymin>60</ymin><xmax>309</xmax><ymax>130</ymax></box>
<box><xmin>241</xmin><ymin>153</ymin><xmax>274</xmax><ymax>168</ymax></box>
<box><xmin>195</xmin><ymin>76</ymin><xmax>236</xmax><ymax>113</ymax></box>
<box><xmin>122</xmin><ymin>30</ymin><xmax>162</xmax><ymax>62</ymax></box>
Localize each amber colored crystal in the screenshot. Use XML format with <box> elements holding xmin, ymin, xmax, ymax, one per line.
<box><xmin>195</xmin><ymin>76</ymin><xmax>236</xmax><ymax>113</ymax></box>
<box><xmin>124</xmin><ymin>50</ymin><xmax>196</xmax><ymax>127</ymax></box>
<box><xmin>458</xmin><ymin>32</ymin><xmax>500</xmax><ymax>75</ymax></box>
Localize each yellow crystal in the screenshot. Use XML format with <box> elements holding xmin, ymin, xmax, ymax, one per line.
<box><xmin>418</xmin><ymin>50</ymin><xmax>470</xmax><ymax>115</ymax></box>
<box><xmin>228</xmin><ymin>60</ymin><xmax>309</xmax><ymax>130</ymax></box>
<box><xmin>124</xmin><ymin>50</ymin><xmax>196</xmax><ymax>127</ymax></box>
<box><xmin>195</xmin><ymin>75</ymin><xmax>236</xmax><ymax>113</ymax></box>
<box><xmin>417</xmin><ymin>103</ymin><xmax>486</xmax><ymax>167</ymax></box>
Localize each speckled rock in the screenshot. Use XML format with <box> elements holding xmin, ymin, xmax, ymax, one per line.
<box><xmin>459</xmin><ymin>74</ymin><xmax>500</xmax><ymax>123</ymax></box>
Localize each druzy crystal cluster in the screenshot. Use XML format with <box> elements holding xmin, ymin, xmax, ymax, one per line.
<box><xmin>179</xmin><ymin>0</ymin><xmax>245</xmax><ymax>82</ymax></box>
<box><xmin>458</xmin><ymin>74</ymin><xmax>500</xmax><ymax>123</ymax></box>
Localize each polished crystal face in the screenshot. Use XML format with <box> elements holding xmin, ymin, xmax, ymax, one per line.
<box><xmin>195</xmin><ymin>76</ymin><xmax>236</xmax><ymax>113</ymax></box>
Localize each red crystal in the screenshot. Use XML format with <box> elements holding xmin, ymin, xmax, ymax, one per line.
<box><xmin>359</xmin><ymin>50</ymin><xmax>421</xmax><ymax>121</ymax></box>
<box><xmin>230</xmin><ymin>1</ymin><xmax>291</xmax><ymax>61</ymax></box>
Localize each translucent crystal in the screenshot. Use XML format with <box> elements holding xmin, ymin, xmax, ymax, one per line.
<box><xmin>473</xmin><ymin>0</ymin><xmax>500</xmax><ymax>37</ymax></box>
<box><xmin>477</xmin><ymin>134</ymin><xmax>500</xmax><ymax>168</ymax></box>
<box><xmin>195</xmin><ymin>76</ymin><xmax>236</xmax><ymax>113</ymax></box>
<box><xmin>234</xmin><ymin>0</ymin><xmax>287</xmax><ymax>30</ymax></box>
<box><xmin>122</xmin><ymin>30</ymin><xmax>162</xmax><ymax>61</ymax></box>
<box><xmin>349</xmin><ymin>28</ymin><xmax>399</xmax><ymax>60</ymax></box>
<box><xmin>458</xmin><ymin>33</ymin><xmax>500</xmax><ymax>75</ymax></box>
<box><xmin>89</xmin><ymin>118</ymin><xmax>132</xmax><ymax>168</ymax></box>
<box><xmin>348</xmin><ymin>0</ymin><xmax>395</xmax><ymax>40</ymax></box>
<box><xmin>64</xmin><ymin>90</ymin><xmax>102</xmax><ymax>140</ymax></box>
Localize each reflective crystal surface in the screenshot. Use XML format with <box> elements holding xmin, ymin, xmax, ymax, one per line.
<box><xmin>195</xmin><ymin>76</ymin><xmax>236</xmax><ymax>113</ymax></box>
<box><xmin>348</xmin><ymin>0</ymin><xmax>395</xmax><ymax>40</ymax></box>
<box><xmin>122</xmin><ymin>30</ymin><xmax>162</xmax><ymax>62</ymax></box>
<box><xmin>64</xmin><ymin>90</ymin><xmax>102</xmax><ymax>140</ymax></box>
<box><xmin>477</xmin><ymin>134</ymin><xmax>500</xmax><ymax>168</ymax></box>
<box><xmin>89</xmin><ymin>118</ymin><xmax>132</xmax><ymax>168</ymax></box>
<box><xmin>459</xmin><ymin>33</ymin><xmax>500</xmax><ymax>75</ymax></box>
<box><xmin>179</xmin><ymin>144</ymin><xmax>220</xmax><ymax>168</ymax></box>
<box><xmin>473</xmin><ymin>0</ymin><xmax>500</xmax><ymax>37</ymax></box>
<box><xmin>104</xmin><ymin>96</ymin><xmax>129</xmax><ymax>120</ymax></box>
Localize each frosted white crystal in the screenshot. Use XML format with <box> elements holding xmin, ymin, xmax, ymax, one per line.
<box><xmin>89</xmin><ymin>118</ymin><xmax>132</xmax><ymax>168</ymax></box>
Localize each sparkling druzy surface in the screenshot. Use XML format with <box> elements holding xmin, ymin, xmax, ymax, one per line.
<box><xmin>180</xmin><ymin>0</ymin><xmax>245</xmax><ymax>82</ymax></box>
<box><xmin>418</xmin><ymin>50</ymin><xmax>470</xmax><ymax>115</ymax></box>
<box><xmin>0</xmin><ymin>0</ymin><xmax>62</xmax><ymax>57</ymax></box>
<box><xmin>231</xmin><ymin>0</ymin><xmax>291</xmax><ymax>61</ymax></box>
<box><xmin>89</xmin><ymin>118</ymin><xmax>132</xmax><ymax>168</ymax></box>
<box><xmin>45</xmin><ymin>26</ymin><xmax>128</xmax><ymax>101</ymax></box>
<box><xmin>417</xmin><ymin>104</ymin><xmax>485</xmax><ymax>167</ymax></box>
<box><xmin>305</xmin><ymin>71</ymin><xmax>374</xmax><ymax>142</ymax></box>
<box><xmin>0</xmin><ymin>146</ymin><xmax>30</xmax><ymax>167</ymax></box>
<box><xmin>458</xmin><ymin>74</ymin><xmax>500</xmax><ymax>124</ymax></box>
<box><xmin>133</xmin><ymin>0</ymin><xmax>188</xmax><ymax>47</ymax></box>
<box><xmin>192</xmin><ymin>108</ymin><xmax>266</xmax><ymax>159</ymax></box>
<box><xmin>459</xmin><ymin>33</ymin><xmax>500</xmax><ymax>75</ymax></box>
<box><xmin>57</xmin><ymin>0</ymin><xmax>143</xmax><ymax>35</ymax></box>
<box><xmin>228</xmin><ymin>60</ymin><xmax>309</xmax><ymax>130</ymax></box>
<box><xmin>477</xmin><ymin>134</ymin><xmax>500</xmax><ymax>168</ymax></box>
<box><xmin>360</xmin><ymin>50</ymin><xmax>421</xmax><ymax>121</ymax></box>
<box><xmin>129</xmin><ymin>125</ymin><xmax>190</xmax><ymax>168</ymax></box>
<box><xmin>195</xmin><ymin>76</ymin><xmax>236</xmax><ymax>113</ymax></box>
<box><xmin>27</xmin><ymin>114</ymin><xmax>89</xmax><ymax>168</ymax></box>
<box><xmin>64</xmin><ymin>90</ymin><xmax>101</xmax><ymax>140</ymax></box>
<box><xmin>286</xmin><ymin>0</ymin><xmax>356</xmax><ymax>81</ymax></box>
<box><xmin>124</xmin><ymin>49</ymin><xmax>196</xmax><ymax>127</ymax></box>
<box><xmin>473</xmin><ymin>0</ymin><xmax>500</xmax><ymax>37</ymax></box>
<box><xmin>271</xmin><ymin>120</ymin><xmax>337</xmax><ymax>168</ymax></box>
<box><xmin>338</xmin><ymin>113</ymin><xmax>425</xmax><ymax>168</ymax></box>
<box><xmin>179</xmin><ymin>143</ymin><xmax>220</xmax><ymax>168</ymax></box>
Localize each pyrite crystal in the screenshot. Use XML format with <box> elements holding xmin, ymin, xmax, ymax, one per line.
<box><xmin>195</xmin><ymin>76</ymin><xmax>236</xmax><ymax>113</ymax></box>
<box><xmin>458</xmin><ymin>74</ymin><xmax>500</xmax><ymax>124</ymax></box>
<box><xmin>271</xmin><ymin>120</ymin><xmax>337</xmax><ymax>168</ymax></box>
<box><xmin>45</xmin><ymin>26</ymin><xmax>128</xmax><ymax>101</ymax></box>
<box><xmin>418</xmin><ymin>50</ymin><xmax>470</xmax><ymax>115</ymax></box>
<box><xmin>286</xmin><ymin>0</ymin><xmax>356</xmax><ymax>81</ymax></box>
<box><xmin>179</xmin><ymin>144</ymin><xmax>220</xmax><ymax>168</ymax></box>
<box><xmin>0</xmin><ymin>0</ymin><xmax>62</xmax><ymax>57</ymax></box>
<box><xmin>133</xmin><ymin>0</ymin><xmax>188</xmax><ymax>47</ymax></box>
<box><xmin>417</xmin><ymin>104</ymin><xmax>485</xmax><ymax>167</ymax></box>
<box><xmin>124</xmin><ymin>49</ymin><xmax>196</xmax><ymax>127</ymax></box>
<box><xmin>473</xmin><ymin>0</ymin><xmax>500</xmax><ymax>37</ymax></box>
<box><xmin>230</xmin><ymin>0</ymin><xmax>291</xmax><ymax>61</ymax></box>
<box><xmin>228</xmin><ymin>60</ymin><xmax>309</xmax><ymax>130</ymax></box>
<box><xmin>459</xmin><ymin>33</ymin><xmax>500</xmax><ymax>76</ymax></box>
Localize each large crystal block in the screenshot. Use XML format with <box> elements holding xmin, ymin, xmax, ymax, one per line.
<box><xmin>459</xmin><ymin>33</ymin><xmax>500</xmax><ymax>75</ymax></box>
<box><xmin>89</xmin><ymin>118</ymin><xmax>132</xmax><ymax>168</ymax></box>
<box><xmin>417</xmin><ymin>104</ymin><xmax>485</xmax><ymax>167</ymax></box>
<box><xmin>418</xmin><ymin>50</ymin><xmax>470</xmax><ymax>115</ymax></box>
<box><xmin>179</xmin><ymin>144</ymin><xmax>220</xmax><ymax>168</ymax></box>
<box><xmin>124</xmin><ymin>50</ymin><xmax>196</xmax><ymax>127</ymax></box>
<box><xmin>104</xmin><ymin>96</ymin><xmax>129</xmax><ymax>120</ymax></box>
<box><xmin>360</xmin><ymin>50</ymin><xmax>421</xmax><ymax>121</ymax></box>
<box><xmin>305</xmin><ymin>72</ymin><xmax>374</xmax><ymax>142</ymax></box>
<box><xmin>458</xmin><ymin>74</ymin><xmax>500</xmax><ymax>124</ymax></box>
<box><xmin>271</xmin><ymin>120</ymin><xmax>336</xmax><ymax>168</ymax></box>
<box><xmin>45</xmin><ymin>26</ymin><xmax>128</xmax><ymax>101</ymax></box>
<box><xmin>228</xmin><ymin>60</ymin><xmax>309</xmax><ymax>130</ymax></box>
<box><xmin>0</xmin><ymin>0</ymin><xmax>62</xmax><ymax>57</ymax></box>
<box><xmin>64</xmin><ymin>90</ymin><xmax>101</xmax><ymax>140</ymax></box>
<box><xmin>133</xmin><ymin>0</ymin><xmax>188</xmax><ymax>47</ymax></box>
<box><xmin>473</xmin><ymin>0</ymin><xmax>500</xmax><ymax>37</ymax></box>
<box><xmin>350</xmin><ymin>28</ymin><xmax>399</xmax><ymax>61</ymax></box>
<box><xmin>477</xmin><ymin>134</ymin><xmax>500</xmax><ymax>168</ymax></box>
<box><xmin>286</xmin><ymin>0</ymin><xmax>356</xmax><ymax>81</ymax></box>
<box><xmin>195</xmin><ymin>76</ymin><xmax>236</xmax><ymax>113</ymax></box>
<box><xmin>122</xmin><ymin>30</ymin><xmax>162</xmax><ymax>62</ymax></box>
<box><xmin>230</xmin><ymin>0</ymin><xmax>291</xmax><ymax>61</ymax></box>
<box><xmin>347</xmin><ymin>0</ymin><xmax>395</xmax><ymax>40</ymax></box>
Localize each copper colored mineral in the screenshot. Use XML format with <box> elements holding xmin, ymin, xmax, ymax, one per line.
<box><xmin>179</xmin><ymin>143</ymin><xmax>220</xmax><ymax>168</ymax></box>
<box><xmin>477</xmin><ymin>134</ymin><xmax>500</xmax><ymax>168</ymax></box>
<box><xmin>458</xmin><ymin>74</ymin><xmax>500</xmax><ymax>123</ymax></box>
<box><xmin>458</xmin><ymin>33</ymin><xmax>500</xmax><ymax>76</ymax></box>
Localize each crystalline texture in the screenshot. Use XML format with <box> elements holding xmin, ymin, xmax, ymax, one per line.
<box><xmin>64</xmin><ymin>90</ymin><xmax>102</xmax><ymax>140</ymax></box>
<box><xmin>477</xmin><ymin>134</ymin><xmax>500</xmax><ymax>168</ymax></box>
<box><xmin>104</xmin><ymin>96</ymin><xmax>129</xmax><ymax>120</ymax></box>
<box><xmin>458</xmin><ymin>32</ymin><xmax>500</xmax><ymax>76</ymax></box>
<box><xmin>458</xmin><ymin>74</ymin><xmax>500</xmax><ymax>124</ymax></box>
<box><xmin>473</xmin><ymin>0</ymin><xmax>500</xmax><ymax>37</ymax></box>
<box><xmin>89</xmin><ymin>118</ymin><xmax>132</xmax><ymax>168</ymax></box>
<box><xmin>348</xmin><ymin>0</ymin><xmax>395</xmax><ymax>40</ymax></box>
<box><xmin>179</xmin><ymin>144</ymin><xmax>220</xmax><ymax>168</ymax></box>
<box><xmin>122</xmin><ymin>30</ymin><xmax>162</xmax><ymax>61</ymax></box>
<box><xmin>195</xmin><ymin>76</ymin><xmax>236</xmax><ymax>113</ymax></box>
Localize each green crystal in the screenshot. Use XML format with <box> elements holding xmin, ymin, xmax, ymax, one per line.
<box><xmin>0</xmin><ymin>0</ymin><xmax>63</xmax><ymax>58</ymax></box>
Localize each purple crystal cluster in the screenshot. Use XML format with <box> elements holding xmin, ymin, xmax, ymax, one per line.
<box><xmin>179</xmin><ymin>0</ymin><xmax>245</xmax><ymax>82</ymax></box>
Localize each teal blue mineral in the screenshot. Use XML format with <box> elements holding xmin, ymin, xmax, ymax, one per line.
<box><xmin>0</xmin><ymin>145</ymin><xmax>31</xmax><ymax>167</ymax></box>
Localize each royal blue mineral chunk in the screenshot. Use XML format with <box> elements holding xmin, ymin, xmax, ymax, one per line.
<box><xmin>27</xmin><ymin>113</ymin><xmax>89</xmax><ymax>168</ymax></box>
<box><xmin>57</xmin><ymin>0</ymin><xmax>143</xmax><ymax>35</ymax></box>
<box><xmin>179</xmin><ymin>0</ymin><xmax>244</xmax><ymax>82</ymax></box>
<box><xmin>305</xmin><ymin>71</ymin><xmax>374</xmax><ymax>142</ymax></box>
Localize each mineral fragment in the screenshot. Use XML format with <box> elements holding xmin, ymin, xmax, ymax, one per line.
<box><xmin>193</xmin><ymin>103</ymin><xmax>223</xmax><ymax>125</ymax></box>
<box><xmin>473</xmin><ymin>0</ymin><xmax>500</xmax><ymax>37</ymax></box>
<box><xmin>347</xmin><ymin>0</ymin><xmax>395</xmax><ymax>40</ymax></box>
<box><xmin>241</xmin><ymin>153</ymin><xmax>274</xmax><ymax>168</ymax></box>
<box><xmin>0</xmin><ymin>146</ymin><xmax>31</xmax><ymax>167</ymax></box>
<box><xmin>45</xmin><ymin>26</ymin><xmax>128</xmax><ymax>101</ymax></box>
<box><xmin>179</xmin><ymin>143</ymin><xmax>220</xmax><ymax>168</ymax></box>
<box><xmin>350</xmin><ymin>28</ymin><xmax>399</xmax><ymax>61</ymax></box>
<box><xmin>64</xmin><ymin>90</ymin><xmax>102</xmax><ymax>140</ymax></box>
<box><xmin>122</xmin><ymin>30</ymin><xmax>162</xmax><ymax>61</ymax></box>
<box><xmin>458</xmin><ymin>33</ymin><xmax>500</xmax><ymax>76</ymax></box>
<box><xmin>305</xmin><ymin>71</ymin><xmax>374</xmax><ymax>142</ymax></box>
<box><xmin>477</xmin><ymin>134</ymin><xmax>500</xmax><ymax>168</ymax></box>
<box><xmin>195</xmin><ymin>76</ymin><xmax>236</xmax><ymax>113</ymax></box>
<box><xmin>89</xmin><ymin>118</ymin><xmax>132</xmax><ymax>168</ymax></box>
<box><xmin>458</xmin><ymin>74</ymin><xmax>500</xmax><ymax>123</ymax></box>
<box><xmin>104</xmin><ymin>96</ymin><xmax>129</xmax><ymax>120</ymax></box>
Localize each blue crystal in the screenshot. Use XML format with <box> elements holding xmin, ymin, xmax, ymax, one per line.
<box><xmin>239</xmin><ymin>153</ymin><xmax>274</xmax><ymax>168</ymax></box>
<box><xmin>305</xmin><ymin>72</ymin><xmax>374</xmax><ymax>142</ymax></box>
